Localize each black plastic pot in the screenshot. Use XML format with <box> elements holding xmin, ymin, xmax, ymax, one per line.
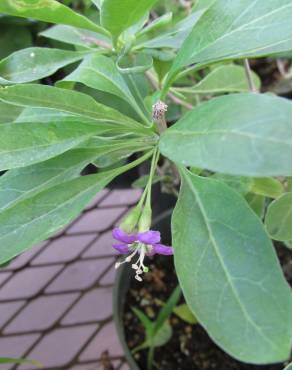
<box><xmin>113</xmin><ymin>208</ymin><xmax>173</xmax><ymax>370</ymax></box>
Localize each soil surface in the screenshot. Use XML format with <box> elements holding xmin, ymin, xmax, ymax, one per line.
<box><xmin>123</xmin><ymin>246</ymin><xmax>292</xmax><ymax>370</ymax></box>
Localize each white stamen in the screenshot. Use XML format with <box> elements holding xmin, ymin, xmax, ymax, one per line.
<box><xmin>115</xmin><ymin>242</ymin><xmax>150</xmax><ymax>281</ymax></box>
<box><xmin>115</xmin><ymin>247</ymin><xmax>139</xmax><ymax>269</ymax></box>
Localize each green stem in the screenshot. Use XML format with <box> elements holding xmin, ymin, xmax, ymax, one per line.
<box><xmin>145</xmin><ymin>148</ymin><xmax>160</xmax><ymax>207</ymax></box>
<box><xmin>147</xmin><ymin>345</ymin><xmax>155</xmax><ymax>370</ymax></box>
<box><xmin>115</xmin><ymin>150</ymin><xmax>154</xmax><ymax>177</ymax></box>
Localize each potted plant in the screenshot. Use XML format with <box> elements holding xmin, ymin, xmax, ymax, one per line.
<box><xmin>0</xmin><ymin>1</ymin><xmax>291</xmax><ymax>369</ymax></box>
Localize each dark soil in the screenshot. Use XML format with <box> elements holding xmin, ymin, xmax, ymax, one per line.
<box><xmin>123</xmin><ymin>246</ymin><xmax>292</xmax><ymax>370</ymax></box>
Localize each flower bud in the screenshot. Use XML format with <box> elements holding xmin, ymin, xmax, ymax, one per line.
<box><xmin>138</xmin><ymin>204</ymin><xmax>152</xmax><ymax>232</ymax></box>
<box><xmin>119</xmin><ymin>203</ymin><xmax>142</xmax><ymax>233</ymax></box>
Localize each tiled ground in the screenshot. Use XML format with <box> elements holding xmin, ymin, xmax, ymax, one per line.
<box><xmin>0</xmin><ymin>188</ymin><xmax>142</xmax><ymax>370</ymax></box>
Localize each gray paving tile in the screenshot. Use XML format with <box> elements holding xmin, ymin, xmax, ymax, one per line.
<box><xmin>62</xmin><ymin>287</ymin><xmax>112</xmax><ymax>325</ymax></box>
<box><xmin>84</xmin><ymin>189</ymin><xmax>110</xmax><ymax>210</ymax></box>
<box><xmin>70</xmin><ymin>360</ymin><xmax>120</xmax><ymax>370</ymax></box>
<box><xmin>67</xmin><ymin>208</ymin><xmax>127</xmax><ymax>234</ymax></box>
<box><xmin>0</xmin><ymin>334</ymin><xmax>40</xmax><ymax>370</ymax></box>
<box><xmin>99</xmin><ymin>189</ymin><xmax>141</xmax><ymax>207</ymax></box>
<box><xmin>0</xmin><ymin>272</ymin><xmax>12</xmax><ymax>287</ymax></box>
<box><xmin>31</xmin><ymin>235</ymin><xmax>96</xmax><ymax>265</ymax></box>
<box><xmin>4</xmin><ymin>293</ymin><xmax>79</xmax><ymax>334</ymax></box>
<box><xmin>19</xmin><ymin>325</ymin><xmax>97</xmax><ymax>370</ymax></box>
<box><xmin>119</xmin><ymin>363</ymin><xmax>131</xmax><ymax>370</ymax></box>
<box><xmin>0</xmin><ymin>265</ymin><xmax>63</xmax><ymax>301</ymax></box>
<box><xmin>82</xmin><ymin>231</ymin><xmax>116</xmax><ymax>258</ymax></box>
<box><xmin>3</xmin><ymin>243</ymin><xmax>47</xmax><ymax>271</ymax></box>
<box><xmin>79</xmin><ymin>322</ymin><xmax>123</xmax><ymax>361</ymax></box>
<box><xmin>0</xmin><ymin>301</ymin><xmax>25</xmax><ymax>329</ymax></box>
<box><xmin>45</xmin><ymin>258</ymin><xmax>113</xmax><ymax>293</ymax></box>
<box><xmin>99</xmin><ymin>267</ymin><xmax>116</xmax><ymax>286</ymax></box>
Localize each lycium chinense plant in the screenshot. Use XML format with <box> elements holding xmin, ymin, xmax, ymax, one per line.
<box><xmin>0</xmin><ymin>0</ymin><xmax>291</xmax><ymax>366</ymax></box>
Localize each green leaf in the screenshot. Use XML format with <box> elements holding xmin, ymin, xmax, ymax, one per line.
<box><xmin>0</xmin><ymin>101</ymin><xmax>22</xmax><ymax>123</ymax></box>
<box><xmin>176</xmin><ymin>65</ymin><xmax>261</xmax><ymax>94</ymax></box>
<box><xmin>0</xmin><ymin>47</ymin><xmax>88</xmax><ymax>85</ymax></box>
<box><xmin>91</xmin><ymin>0</ymin><xmax>102</xmax><ymax>10</ymax></box>
<box><xmin>0</xmin><ymin>84</ymin><xmax>147</xmax><ymax>131</ymax></box>
<box><xmin>59</xmin><ymin>54</ymin><xmax>150</xmax><ymax>125</ymax></box>
<box><xmin>100</xmin><ymin>0</ymin><xmax>158</xmax><ymax>43</ymax></box>
<box><xmin>0</xmin><ymin>0</ymin><xmax>108</xmax><ymax>35</ymax></box>
<box><xmin>0</xmin><ymin>149</ymin><xmax>106</xmax><ymax>211</ymax></box>
<box><xmin>40</xmin><ymin>25</ymin><xmax>111</xmax><ymax>50</ymax></box>
<box><xmin>136</xmin><ymin>12</ymin><xmax>172</xmax><ymax>39</ymax></box>
<box><xmin>166</xmin><ymin>0</ymin><xmax>292</xmax><ymax>85</ymax></box>
<box><xmin>135</xmin><ymin>11</ymin><xmax>203</xmax><ymax>50</ymax></box>
<box><xmin>151</xmin><ymin>321</ymin><xmax>172</xmax><ymax>348</ymax></box>
<box><xmin>173</xmin><ymin>304</ymin><xmax>197</xmax><ymax>325</ymax></box>
<box><xmin>132</xmin><ymin>174</ymin><xmax>163</xmax><ymax>188</ymax></box>
<box><xmin>0</xmin><ymin>174</ymin><xmax>112</xmax><ymax>264</ymax></box>
<box><xmin>0</xmin><ymin>357</ymin><xmax>42</xmax><ymax>367</ymax></box>
<box><xmin>193</xmin><ymin>0</ymin><xmax>216</xmax><ymax>12</ymax></box>
<box><xmin>132</xmin><ymin>307</ymin><xmax>153</xmax><ymax>334</ymax></box>
<box><xmin>0</xmin><ymin>151</ymin><xmax>152</xmax><ymax>264</ymax></box>
<box><xmin>212</xmin><ymin>174</ymin><xmax>252</xmax><ymax>195</ymax></box>
<box><xmin>265</xmin><ymin>192</ymin><xmax>292</xmax><ymax>241</ymax></box>
<box><xmin>284</xmin><ymin>364</ymin><xmax>292</xmax><ymax>370</ymax></box>
<box><xmin>245</xmin><ymin>193</ymin><xmax>265</xmax><ymax>218</ymax></box>
<box><xmin>116</xmin><ymin>53</ymin><xmax>153</xmax><ymax>75</ymax></box>
<box><xmin>160</xmin><ymin>94</ymin><xmax>292</xmax><ymax>176</ymax></box>
<box><xmin>0</xmin><ymin>119</ymin><xmax>99</xmax><ymax>170</ymax></box>
<box><xmin>154</xmin><ymin>286</ymin><xmax>181</xmax><ymax>333</ymax></box>
<box><xmin>172</xmin><ymin>168</ymin><xmax>292</xmax><ymax>364</ymax></box>
<box><xmin>251</xmin><ymin>178</ymin><xmax>284</xmax><ymax>199</ymax></box>
<box><xmin>284</xmin><ymin>241</ymin><xmax>292</xmax><ymax>250</ymax></box>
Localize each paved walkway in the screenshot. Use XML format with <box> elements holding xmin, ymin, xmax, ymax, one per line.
<box><xmin>0</xmin><ymin>188</ymin><xmax>141</xmax><ymax>370</ymax></box>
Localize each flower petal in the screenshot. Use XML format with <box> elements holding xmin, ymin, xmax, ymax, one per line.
<box><xmin>112</xmin><ymin>228</ymin><xmax>136</xmax><ymax>244</ymax></box>
<box><xmin>152</xmin><ymin>244</ymin><xmax>173</xmax><ymax>255</ymax></box>
<box><xmin>137</xmin><ymin>230</ymin><xmax>161</xmax><ymax>245</ymax></box>
<box><xmin>113</xmin><ymin>244</ymin><xmax>131</xmax><ymax>254</ymax></box>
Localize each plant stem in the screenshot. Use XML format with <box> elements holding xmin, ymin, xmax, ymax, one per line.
<box><xmin>146</xmin><ymin>71</ymin><xmax>193</xmax><ymax>110</ymax></box>
<box><xmin>146</xmin><ymin>148</ymin><xmax>160</xmax><ymax>207</ymax></box>
<box><xmin>147</xmin><ymin>345</ymin><xmax>155</xmax><ymax>370</ymax></box>
<box><xmin>244</xmin><ymin>59</ymin><xmax>258</xmax><ymax>93</ymax></box>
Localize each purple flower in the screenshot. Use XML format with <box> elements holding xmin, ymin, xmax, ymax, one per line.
<box><xmin>112</xmin><ymin>227</ymin><xmax>173</xmax><ymax>281</ymax></box>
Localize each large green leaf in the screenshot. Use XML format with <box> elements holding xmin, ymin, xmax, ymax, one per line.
<box><xmin>100</xmin><ymin>0</ymin><xmax>158</xmax><ymax>43</ymax></box>
<box><xmin>0</xmin><ymin>149</ymin><xmax>106</xmax><ymax>211</ymax></box>
<box><xmin>0</xmin><ymin>174</ymin><xmax>111</xmax><ymax>264</ymax></box>
<box><xmin>172</xmin><ymin>169</ymin><xmax>292</xmax><ymax>363</ymax></box>
<box><xmin>0</xmin><ymin>47</ymin><xmax>88</xmax><ymax>85</ymax></box>
<box><xmin>0</xmin><ymin>119</ymin><xmax>99</xmax><ymax>170</ymax></box>
<box><xmin>160</xmin><ymin>94</ymin><xmax>292</xmax><ymax>176</ymax></box>
<box><xmin>0</xmin><ymin>101</ymin><xmax>22</xmax><ymax>123</ymax></box>
<box><xmin>176</xmin><ymin>65</ymin><xmax>261</xmax><ymax>94</ymax></box>
<box><xmin>0</xmin><ymin>84</ymin><xmax>147</xmax><ymax>131</ymax></box>
<box><xmin>265</xmin><ymin>192</ymin><xmax>292</xmax><ymax>241</ymax></box>
<box><xmin>59</xmin><ymin>54</ymin><xmax>150</xmax><ymax>124</ymax></box>
<box><xmin>0</xmin><ymin>0</ymin><xmax>108</xmax><ymax>35</ymax></box>
<box><xmin>0</xmin><ymin>151</ymin><xmax>152</xmax><ymax>264</ymax></box>
<box><xmin>165</xmin><ymin>0</ymin><xmax>292</xmax><ymax>86</ymax></box>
